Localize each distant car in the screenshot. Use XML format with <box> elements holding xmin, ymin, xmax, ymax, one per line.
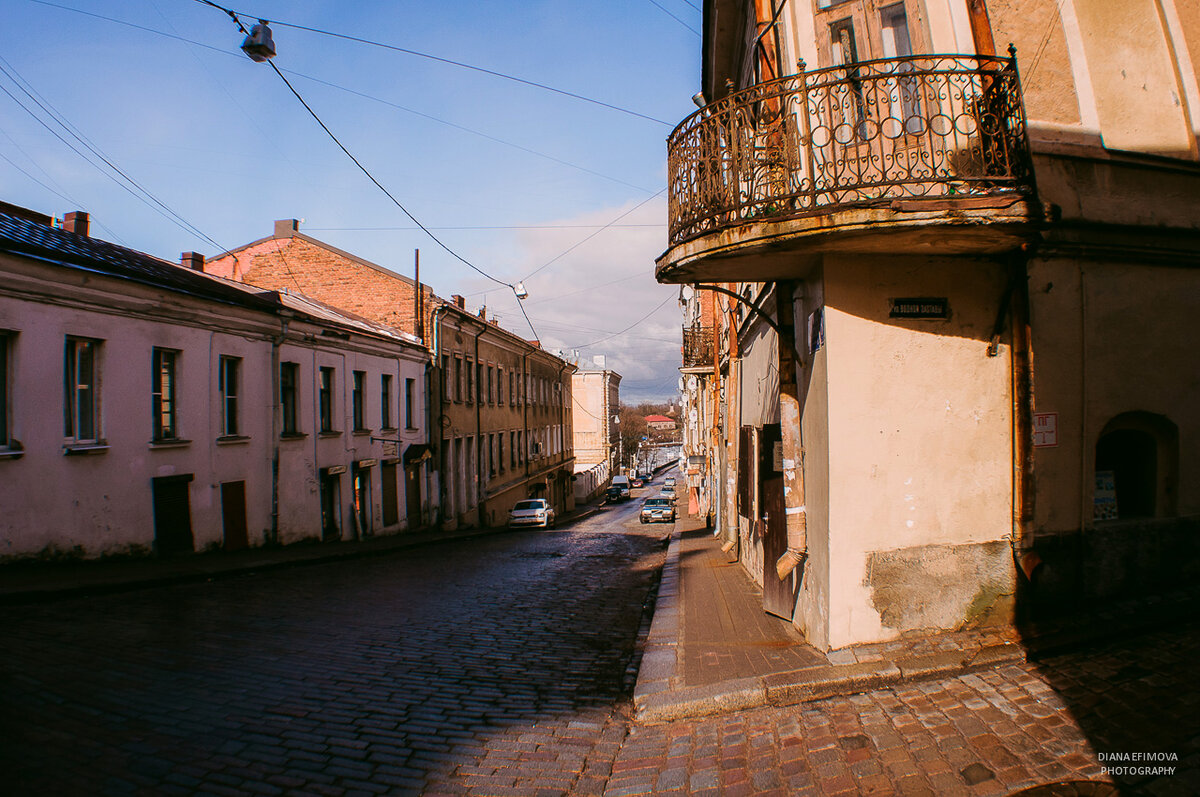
<box><xmin>660</xmin><ymin>486</ymin><xmax>677</xmax><ymax>502</ymax></box>
<box><xmin>664</xmin><ymin>475</ymin><xmax>677</xmax><ymax>490</ymax></box>
<box><xmin>611</xmin><ymin>475</ymin><xmax>631</xmax><ymax>499</ymax></box>
<box><xmin>631</xmin><ymin>477</ymin><xmax>644</xmax><ymax>488</ymax></box>
<box><xmin>509</xmin><ymin>498</ymin><xmax>556</xmax><ymax>529</ymax></box>
<box><xmin>642</xmin><ymin>472</ymin><xmax>653</xmax><ymax>484</ymax></box>
<box><xmin>640</xmin><ymin>498</ymin><xmax>676</xmax><ymax>524</ymax></box>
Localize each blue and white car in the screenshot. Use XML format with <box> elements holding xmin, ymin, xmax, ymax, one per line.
<box><xmin>509</xmin><ymin>498</ymin><xmax>556</xmax><ymax>529</ymax></box>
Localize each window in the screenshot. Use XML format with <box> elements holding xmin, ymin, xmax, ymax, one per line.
<box><xmin>1</xmin><ymin>332</ymin><xmax>12</xmax><ymax>447</ymax></box>
<box><xmin>441</xmin><ymin>354</ymin><xmax>450</xmax><ymax>398</ymax></box>
<box><xmin>280</xmin><ymin>362</ymin><xmax>299</xmax><ymax>435</ymax></box>
<box><xmin>352</xmin><ymin>370</ymin><xmax>367</xmax><ymax>431</ymax></box>
<box><xmin>498</xmin><ymin>433</ymin><xmax>504</xmax><ymax>472</ymax></box>
<box><xmin>219</xmin><ymin>356</ymin><xmax>240</xmax><ymax>436</ymax></box>
<box><xmin>64</xmin><ymin>337</ymin><xmax>99</xmax><ymax>443</ymax></box>
<box><xmin>510</xmin><ymin>431</ymin><xmax>517</xmax><ymax>467</ymax></box>
<box><xmin>319</xmin><ymin>366</ymin><xmax>335</xmax><ymax>432</ymax></box>
<box><xmin>151</xmin><ymin>348</ymin><xmax>179</xmax><ymax>441</ymax></box>
<box><xmin>509</xmin><ymin>372</ymin><xmax>515</xmax><ymax>406</ymax></box>
<box><xmin>454</xmin><ymin>356</ymin><xmax>463</xmax><ymax>402</ymax></box>
<box><xmin>488</xmin><ymin>433</ymin><xmax>495</xmax><ymax>475</ymax></box>
<box><xmin>476</xmin><ymin>362</ymin><xmax>484</xmax><ymax>404</ymax></box>
<box><xmin>466</xmin><ymin>358</ymin><xmax>474</xmax><ymax>404</ymax></box>
<box><xmin>381</xmin><ymin>374</ymin><xmax>394</xmax><ymax>429</ymax></box>
<box><xmin>404</xmin><ymin>377</ymin><xmax>416</xmax><ymax>430</ymax></box>
<box><xmin>487</xmin><ymin>365</ymin><xmax>494</xmax><ymax>405</ymax></box>
<box><xmin>498</xmin><ymin>367</ymin><xmax>505</xmax><ymax>406</ymax></box>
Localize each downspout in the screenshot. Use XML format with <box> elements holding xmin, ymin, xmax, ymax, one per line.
<box><xmin>270</xmin><ymin>315</ymin><xmax>291</xmax><ymax>545</ymax></box>
<box><xmin>774</xmin><ymin>281</ymin><xmax>808</xmax><ymax>580</ymax></box>
<box><xmin>430</xmin><ymin>304</ymin><xmax>449</xmax><ymax>529</ymax></box>
<box><xmin>473</xmin><ymin>323</ymin><xmax>486</xmax><ymax>528</ymax></box>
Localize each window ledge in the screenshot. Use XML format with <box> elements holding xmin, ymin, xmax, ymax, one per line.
<box><xmin>318</xmin><ymin>430</ymin><xmax>343</xmax><ymax>439</ymax></box>
<box><xmin>379</xmin><ymin>426</ymin><xmax>398</xmax><ymax>433</ymax></box>
<box><xmin>216</xmin><ymin>435</ymin><xmax>252</xmax><ymax>446</ymax></box>
<box><xmin>150</xmin><ymin>439</ymin><xmax>192</xmax><ymax>449</ymax></box>
<box><xmin>352</xmin><ymin>429</ymin><xmax>373</xmax><ymax>437</ymax></box>
<box><xmin>405</xmin><ymin>425</ymin><xmax>419</xmax><ymax>432</ymax></box>
<box><xmin>280</xmin><ymin>432</ymin><xmax>308</xmax><ymax>441</ymax></box>
<box><xmin>0</xmin><ymin>446</ymin><xmax>25</xmax><ymax>460</ymax></box>
<box><xmin>64</xmin><ymin>443</ymin><xmax>110</xmax><ymax>456</ymax></box>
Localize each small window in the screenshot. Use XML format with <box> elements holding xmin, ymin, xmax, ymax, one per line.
<box><xmin>151</xmin><ymin>348</ymin><xmax>179</xmax><ymax>441</ymax></box>
<box><xmin>64</xmin><ymin>337</ymin><xmax>100</xmax><ymax>443</ymax></box>
<box><xmin>381</xmin><ymin>374</ymin><xmax>394</xmax><ymax>429</ymax></box>
<box><xmin>454</xmin><ymin>356</ymin><xmax>463</xmax><ymax>403</ymax></box>
<box><xmin>498</xmin><ymin>432</ymin><xmax>504</xmax><ymax>472</ymax></box>
<box><xmin>466</xmin><ymin>358</ymin><xmax>474</xmax><ymax>404</ymax></box>
<box><xmin>219</xmin><ymin>356</ymin><xmax>241</xmax><ymax>436</ymax></box>
<box><xmin>441</xmin><ymin>355</ymin><xmax>450</xmax><ymax>398</ymax></box>
<box><xmin>280</xmin><ymin>362</ymin><xmax>299</xmax><ymax>435</ymax></box>
<box><xmin>404</xmin><ymin>377</ymin><xmax>416</xmax><ymax>430</ymax></box>
<box><xmin>510</xmin><ymin>430</ymin><xmax>517</xmax><ymax>467</ymax></box>
<box><xmin>319</xmin><ymin>366</ymin><xmax>335</xmax><ymax>432</ymax></box>
<box><xmin>352</xmin><ymin>370</ymin><xmax>367</xmax><ymax>431</ymax></box>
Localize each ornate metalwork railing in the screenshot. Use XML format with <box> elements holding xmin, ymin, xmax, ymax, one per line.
<box><xmin>667</xmin><ymin>53</ymin><xmax>1034</xmax><ymax>246</ymax></box>
<box><xmin>682</xmin><ymin>324</ymin><xmax>714</xmax><ymax>368</ymax></box>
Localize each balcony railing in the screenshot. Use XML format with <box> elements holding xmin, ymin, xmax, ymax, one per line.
<box><xmin>667</xmin><ymin>53</ymin><xmax>1034</xmax><ymax>247</ymax></box>
<box><xmin>682</xmin><ymin>324</ymin><xmax>715</xmax><ymax>368</ymax></box>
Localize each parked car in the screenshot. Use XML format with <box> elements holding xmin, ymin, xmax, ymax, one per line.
<box><xmin>640</xmin><ymin>497</ymin><xmax>676</xmax><ymax>524</ymax></box>
<box><xmin>605</xmin><ymin>486</ymin><xmax>625</xmax><ymax>503</ymax></box>
<box><xmin>631</xmin><ymin>477</ymin><xmax>644</xmax><ymax>488</ymax></box>
<box><xmin>664</xmin><ymin>475</ymin><xmax>677</xmax><ymax>490</ymax></box>
<box><xmin>611</xmin><ymin>475</ymin><xmax>631</xmax><ymax>499</ymax></box>
<box><xmin>660</xmin><ymin>485</ymin><xmax>677</xmax><ymax>502</ymax></box>
<box><xmin>508</xmin><ymin>498</ymin><xmax>556</xmax><ymax>529</ymax></box>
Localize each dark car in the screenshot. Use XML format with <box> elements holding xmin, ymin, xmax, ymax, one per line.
<box><xmin>605</xmin><ymin>486</ymin><xmax>624</xmax><ymax>503</ymax></box>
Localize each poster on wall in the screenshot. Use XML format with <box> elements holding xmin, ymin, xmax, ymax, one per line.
<box><xmin>808</xmin><ymin>308</ymin><xmax>824</xmax><ymax>354</ymax></box>
<box><xmin>1094</xmin><ymin>470</ymin><xmax>1118</xmax><ymax>521</ymax></box>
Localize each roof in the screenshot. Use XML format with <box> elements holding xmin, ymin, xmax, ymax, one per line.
<box><xmin>645</xmin><ymin>415</ymin><xmax>676</xmax><ymax>423</ymax></box>
<box><xmin>0</xmin><ymin>208</ymin><xmax>422</xmax><ymax>350</ymax></box>
<box><xmin>0</xmin><ymin>209</ymin><xmax>279</xmax><ymax>312</ymax></box>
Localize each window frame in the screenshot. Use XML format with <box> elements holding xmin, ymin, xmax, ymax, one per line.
<box><xmin>64</xmin><ymin>337</ymin><xmax>100</xmax><ymax>444</ymax></box>
<box><xmin>319</xmin><ymin>366</ymin><xmax>336</xmax><ymax>433</ymax></box>
<box><xmin>218</xmin><ymin>355</ymin><xmax>241</xmax><ymax>437</ymax></box>
<box><xmin>151</xmin><ymin>347</ymin><xmax>180</xmax><ymax>441</ymax></box>
<box><xmin>404</xmin><ymin>377</ymin><xmax>417</xmax><ymax>430</ymax></box>
<box><xmin>0</xmin><ymin>332</ymin><xmax>11</xmax><ymax>447</ymax></box>
<box><xmin>352</xmin><ymin>370</ymin><xmax>367</xmax><ymax>432</ymax></box>
<box><xmin>381</xmin><ymin>373</ymin><xmax>394</xmax><ymax>430</ymax></box>
<box><xmin>280</xmin><ymin>361</ymin><xmax>300</xmax><ymax>436</ymax></box>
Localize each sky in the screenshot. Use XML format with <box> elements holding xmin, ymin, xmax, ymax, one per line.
<box><xmin>0</xmin><ymin>0</ymin><xmax>702</xmax><ymax>403</ymax></box>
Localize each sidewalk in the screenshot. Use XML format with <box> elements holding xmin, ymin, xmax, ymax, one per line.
<box><xmin>633</xmin><ymin>512</ymin><xmax>1200</xmax><ymax>724</ymax></box>
<box><xmin>0</xmin><ymin>501</ymin><xmax>603</xmax><ymax>605</ymax></box>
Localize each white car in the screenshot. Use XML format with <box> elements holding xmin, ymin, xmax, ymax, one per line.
<box><xmin>508</xmin><ymin>498</ymin><xmax>556</xmax><ymax>529</ymax></box>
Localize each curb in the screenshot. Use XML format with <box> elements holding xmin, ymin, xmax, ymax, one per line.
<box><xmin>631</xmin><ymin>522</ymin><xmax>1029</xmax><ymax>725</ymax></box>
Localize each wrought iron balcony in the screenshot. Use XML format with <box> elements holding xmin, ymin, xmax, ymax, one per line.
<box><xmin>666</xmin><ymin>53</ymin><xmax>1034</xmax><ymax>247</ymax></box>
<box><xmin>682</xmin><ymin>324</ymin><xmax>715</xmax><ymax>369</ymax></box>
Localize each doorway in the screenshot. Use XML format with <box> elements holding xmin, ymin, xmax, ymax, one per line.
<box><xmin>220</xmin><ymin>480</ymin><xmax>249</xmax><ymax>551</ymax></box>
<box><xmin>151</xmin><ymin>474</ymin><xmax>194</xmax><ymax>555</ymax></box>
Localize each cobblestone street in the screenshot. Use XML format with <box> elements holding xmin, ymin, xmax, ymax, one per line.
<box><xmin>0</xmin><ymin>500</ymin><xmax>666</xmax><ymax>796</ymax></box>
<box><xmin>608</xmin><ymin>622</ymin><xmax>1200</xmax><ymax>796</ymax></box>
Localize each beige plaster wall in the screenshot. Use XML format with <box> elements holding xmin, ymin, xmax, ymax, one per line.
<box><xmin>989</xmin><ymin>0</ymin><xmax>1083</xmax><ymax>128</ymax></box>
<box><xmin>821</xmin><ymin>256</ymin><xmax>1015</xmax><ymax>649</ymax></box>
<box><xmin>1073</xmin><ymin>0</ymin><xmax>1194</xmax><ymax>157</ymax></box>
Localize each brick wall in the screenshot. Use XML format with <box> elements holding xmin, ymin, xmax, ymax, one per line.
<box><xmin>206</xmin><ymin>236</ymin><xmax>438</xmax><ymax>337</ymax></box>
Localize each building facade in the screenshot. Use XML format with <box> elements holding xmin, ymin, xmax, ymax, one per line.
<box><xmin>571</xmin><ymin>366</ymin><xmax>622</xmax><ymax>469</ymax></box>
<box><xmin>662</xmin><ymin>0</ymin><xmax>1200</xmax><ymax>650</ymax></box>
<box><xmin>208</xmin><ymin>219</ymin><xmax>576</xmax><ymax>529</ymax></box>
<box><xmin>0</xmin><ymin>205</ymin><xmax>430</xmax><ymax>560</ymax></box>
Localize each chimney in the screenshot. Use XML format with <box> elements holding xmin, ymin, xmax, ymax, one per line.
<box><xmin>452</xmin><ymin>294</ymin><xmax>465</xmax><ymax>309</ymax></box>
<box><xmin>274</xmin><ymin>219</ymin><xmax>299</xmax><ymax>237</ymax></box>
<box><xmin>180</xmin><ymin>252</ymin><xmax>205</xmax><ymax>271</ymax></box>
<box><xmin>63</xmin><ymin>211</ymin><xmax>89</xmax><ymax>237</ymax></box>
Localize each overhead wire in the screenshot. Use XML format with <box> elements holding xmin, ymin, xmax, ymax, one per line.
<box><xmin>568</xmin><ymin>294</ymin><xmax>676</xmax><ymax>349</ymax></box>
<box><xmin>0</xmin><ymin>57</ymin><xmax>224</xmax><ymax>251</ymax></box>
<box><xmin>646</xmin><ymin>0</ymin><xmax>701</xmax><ymax>36</ymax></box>
<box><xmin>197</xmin><ymin>0</ymin><xmax>674</xmax><ymax>126</ymax></box>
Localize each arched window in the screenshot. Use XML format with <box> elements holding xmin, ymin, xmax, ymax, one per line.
<box><xmin>1094</xmin><ymin>412</ymin><xmax>1178</xmax><ymax>521</ymax></box>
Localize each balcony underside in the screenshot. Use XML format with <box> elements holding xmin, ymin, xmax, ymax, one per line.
<box><xmin>656</xmin><ymin>193</ymin><xmax>1039</xmax><ymax>284</ymax></box>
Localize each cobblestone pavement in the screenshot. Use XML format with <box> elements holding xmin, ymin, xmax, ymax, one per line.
<box><xmin>0</xmin><ymin>499</ymin><xmax>666</xmax><ymax>797</ymax></box>
<box><xmin>607</xmin><ymin>621</ymin><xmax>1200</xmax><ymax>796</ymax></box>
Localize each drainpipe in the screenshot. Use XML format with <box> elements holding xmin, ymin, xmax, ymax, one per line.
<box><xmin>473</xmin><ymin>323</ymin><xmax>486</xmax><ymax>528</ymax></box>
<box><xmin>966</xmin><ymin>0</ymin><xmax>997</xmax><ymax>57</ymax></box>
<box><xmin>270</xmin><ymin>314</ymin><xmax>291</xmax><ymax>545</ymax></box>
<box><xmin>429</xmin><ymin>304</ymin><xmax>450</xmax><ymax>529</ymax></box>
<box><xmin>1011</xmin><ymin>251</ymin><xmax>1036</xmax><ymax>570</ymax></box>
<box><xmin>774</xmin><ymin>281</ymin><xmax>808</xmax><ymax>580</ymax></box>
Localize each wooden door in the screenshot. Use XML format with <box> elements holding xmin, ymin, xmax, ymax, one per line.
<box><xmin>152</xmin><ymin>474</ymin><xmax>194</xmax><ymax>555</ymax></box>
<box><xmin>220</xmin><ymin>480</ymin><xmax>249</xmax><ymax>551</ymax></box>
<box><xmin>759</xmin><ymin>424</ymin><xmax>797</xmax><ymax>619</ymax></box>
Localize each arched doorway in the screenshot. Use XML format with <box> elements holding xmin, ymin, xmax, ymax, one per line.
<box><xmin>1094</xmin><ymin>412</ymin><xmax>1178</xmax><ymax>522</ymax></box>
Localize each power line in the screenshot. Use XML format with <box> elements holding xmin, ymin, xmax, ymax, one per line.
<box><xmin>0</xmin><ymin>57</ymin><xmax>224</xmax><ymax>251</ymax></box>
<box><xmin>522</xmin><ymin>188</ymin><xmax>666</xmax><ymax>282</ymax></box>
<box><xmin>194</xmin><ymin>0</ymin><xmax>674</xmax><ymax>126</ymax></box>
<box><xmin>306</xmin><ymin>224</ymin><xmax>663</xmax><ymax>232</ymax></box>
<box><xmin>25</xmin><ymin>2</ymin><xmax>656</xmax><ymax>194</ymax></box>
<box><xmin>646</xmin><ymin>0</ymin><xmax>701</xmax><ymax>36</ymax></box>
<box><xmin>568</xmin><ymin>294</ymin><xmax>675</xmax><ymax>349</ymax></box>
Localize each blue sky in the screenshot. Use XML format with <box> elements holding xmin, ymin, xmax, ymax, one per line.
<box><xmin>1</xmin><ymin>0</ymin><xmax>701</xmax><ymax>403</ymax></box>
